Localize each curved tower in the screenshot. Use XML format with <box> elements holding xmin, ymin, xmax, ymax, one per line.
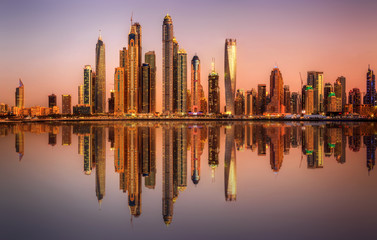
<box><xmin>224</xmin><ymin>39</ymin><xmax>237</xmax><ymax>114</ymax></box>
<box><xmin>162</xmin><ymin>14</ymin><xmax>174</xmax><ymax>114</ymax></box>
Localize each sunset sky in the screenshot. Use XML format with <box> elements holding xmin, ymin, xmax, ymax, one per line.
<box><xmin>0</xmin><ymin>0</ymin><xmax>377</xmax><ymax>111</ymax></box>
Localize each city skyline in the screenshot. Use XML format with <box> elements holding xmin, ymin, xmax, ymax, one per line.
<box><xmin>1</xmin><ymin>0</ymin><xmax>377</xmax><ymax>111</ymax></box>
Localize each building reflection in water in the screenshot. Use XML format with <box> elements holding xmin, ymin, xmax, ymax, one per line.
<box><xmin>224</xmin><ymin>125</ymin><xmax>237</xmax><ymax>201</ymax></box>
<box><xmin>4</xmin><ymin>121</ymin><xmax>377</xmax><ymax>225</ymax></box>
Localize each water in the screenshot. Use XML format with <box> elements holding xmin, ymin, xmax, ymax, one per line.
<box><xmin>0</xmin><ymin>121</ymin><xmax>376</xmax><ymax>240</ymax></box>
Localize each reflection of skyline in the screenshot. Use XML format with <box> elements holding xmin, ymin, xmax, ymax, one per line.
<box><xmin>4</xmin><ymin>121</ymin><xmax>377</xmax><ymax>224</ymax></box>
<box><xmin>224</xmin><ymin>125</ymin><xmax>236</xmax><ymax>201</ymax></box>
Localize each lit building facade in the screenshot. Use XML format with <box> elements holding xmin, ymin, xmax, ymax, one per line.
<box><xmin>94</xmin><ymin>34</ymin><xmax>106</xmax><ymax>113</ymax></box>
<box><xmin>208</xmin><ymin>61</ymin><xmax>220</xmax><ymax>115</ymax></box>
<box><xmin>114</xmin><ymin>67</ymin><xmax>125</xmax><ymax>114</ymax></box>
<box><xmin>224</xmin><ymin>39</ymin><xmax>237</xmax><ymax>114</ymax></box>
<box><xmin>145</xmin><ymin>51</ymin><xmax>156</xmax><ymax>113</ymax></box>
<box><xmin>162</xmin><ymin>14</ymin><xmax>174</xmax><ymax>114</ymax></box>
<box><xmin>267</xmin><ymin>67</ymin><xmax>284</xmax><ymax>114</ymax></box>
<box><xmin>191</xmin><ymin>55</ymin><xmax>201</xmax><ymax>114</ymax></box>
<box><xmin>176</xmin><ymin>49</ymin><xmax>187</xmax><ymax>114</ymax></box>
<box><xmin>15</xmin><ymin>79</ymin><xmax>24</xmax><ymax>109</ymax></box>
<box><xmin>307</xmin><ymin>71</ymin><xmax>324</xmax><ymax>114</ymax></box>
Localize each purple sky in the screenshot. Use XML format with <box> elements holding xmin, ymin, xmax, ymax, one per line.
<box><xmin>0</xmin><ymin>0</ymin><xmax>377</xmax><ymax>110</ymax></box>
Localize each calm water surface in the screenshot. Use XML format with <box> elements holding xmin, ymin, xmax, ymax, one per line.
<box><xmin>0</xmin><ymin>121</ymin><xmax>376</xmax><ymax>240</ymax></box>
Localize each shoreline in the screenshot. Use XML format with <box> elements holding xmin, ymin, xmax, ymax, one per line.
<box><xmin>0</xmin><ymin>117</ymin><xmax>376</xmax><ymax>124</ymax></box>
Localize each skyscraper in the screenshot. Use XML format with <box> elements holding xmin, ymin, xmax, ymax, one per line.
<box><xmin>349</xmin><ymin>88</ymin><xmax>361</xmax><ymax>113</ymax></box>
<box><xmin>114</xmin><ymin>67</ymin><xmax>125</xmax><ymax>114</ymax></box>
<box><xmin>267</xmin><ymin>67</ymin><xmax>284</xmax><ymax>114</ymax></box>
<box><xmin>140</xmin><ymin>63</ymin><xmax>151</xmax><ymax>113</ymax></box>
<box><xmin>78</xmin><ymin>85</ymin><xmax>84</xmax><ymax>105</ymax></box>
<box><xmin>95</xmin><ymin>33</ymin><xmax>106</xmax><ymax>113</ymax></box>
<box><xmin>246</xmin><ymin>89</ymin><xmax>257</xmax><ymax>115</ymax></box>
<box><xmin>145</xmin><ymin>51</ymin><xmax>156</xmax><ymax>113</ymax></box>
<box><xmin>283</xmin><ymin>85</ymin><xmax>290</xmax><ymax>113</ymax></box>
<box><xmin>173</xmin><ymin>37</ymin><xmax>179</xmax><ymax>113</ymax></box>
<box><xmin>83</xmin><ymin>65</ymin><xmax>93</xmax><ymax>108</ymax></box>
<box><xmin>307</xmin><ymin>71</ymin><xmax>324</xmax><ymax>114</ymax></box>
<box><xmin>364</xmin><ymin>66</ymin><xmax>376</xmax><ymax>106</ymax></box>
<box><xmin>108</xmin><ymin>90</ymin><xmax>114</xmax><ymax>114</ymax></box>
<box><xmin>257</xmin><ymin>84</ymin><xmax>267</xmax><ymax>115</ymax></box>
<box><xmin>126</xmin><ymin>24</ymin><xmax>140</xmax><ymax>113</ymax></box>
<box><xmin>336</xmin><ymin>76</ymin><xmax>346</xmax><ymax>111</ymax></box>
<box><xmin>224</xmin><ymin>39</ymin><xmax>237</xmax><ymax>114</ymax></box>
<box><xmin>162</xmin><ymin>14</ymin><xmax>174</xmax><ymax>114</ymax></box>
<box><xmin>208</xmin><ymin>60</ymin><xmax>220</xmax><ymax>115</ymax></box>
<box><xmin>305</xmin><ymin>86</ymin><xmax>314</xmax><ymax>115</ymax></box>
<box><xmin>235</xmin><ymin>89</ymin><xmax>245</xmax><ymax>115</ymax></box>
<box><xmin>191</xmin><ymin>55</ymin><xmax>201</xmax><ymax>114</ymax></box>
<box><xmin>62</xmin><ymin>95</ymin><xmax>71</xmax><ymax>114</ymax></box>
<box><xmin>15</xmin><ymin>79</ymin><xmax>24</xmax><ymax>109</ymax></box>
<box><xmin>48</xmin><ymin>94</ymin><xmax>57</xmax><ymax>108</ymax></box>
<box><xmin>324</xmin><ymin>83</ymin><xmax>333</xmax><ymax>113</ymax></box>
<box><xmin>177</xmin><ymin>49</ymin><xmax>187</xmax><ymax>114</ymax></box>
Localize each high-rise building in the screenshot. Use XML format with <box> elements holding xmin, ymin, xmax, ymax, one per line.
<box><xmin>95</xmin><ymin>33</ymin><xmax>106</xmax><ymax>113</ymax></box>
<box><xmin>48</xmin><ymin>94</ymin><xmax>57</xmax><ymax>108</ymax></box>
<box><xmin>78</xmin><ymin>85</ymin><xmax>84</xmax><ymax>105</ymax></box>
<box><xmin>83</xmin><ymin>65</ymin><xmax>93</xmax><ymax>109</ymax></box>
<box><xmin>291</xmin><ymin>92</ymin><xmax>301</xmax><ymax>114</ymax></box>
<box><xmin>177</xmin><ymin>49</ymin><xmax>187</xmax><ymax>114</ymax></box>
<box><xmin>114</xmin><ymin>67</ymin><xmax>125</xmax><ymax>114</ymax></box>
<box><xmin>307</xmin><ymin>71</ymin><xmax>324</xmax><ymax>114</ymax></box>
<box><xmin>173</xmin><ymin>38</ymin><xmax>179</xmax><ymax>113</ymax></box>
<box><xmin>267</xmin><ymin>67</ymin><xmax>284</xmax><ymax>114</ymax></box>
<box><xmin>224</xmin><ymin>39</ymin><xmax>237</xmax><ymax>114</ymax></box>
<box><xmin>324</xmin><ymin>83</ymin><xmax>333</xmax><ymax>113</ymax></box>
<box><xmin>305</xmin><ymin>86</ymin><xmax>314</xmax><ymax>115</ymax></box>
<box><xmin>140</xmin><ymin>63</ymin><xmax>151</xmax><ymax>113</ymax></box>
<box><xmin>235</xmin><ymin>89</ymin><xmax>245</xmax><ymax>115</ymax></box>
<box><xmin>246</xmin><ymin>89</ymin><xmax>257</xmax><ymax>115</ymax></box>
<box><xmin>145</xmin><ymin>51</ymin><xmax>156</xmax><ymax>113</ymax></box>
<box><xmin>62</xmin><ymin>95</ymin><xmax>71</xmax><ymax>114</ymax></box>
<box><xmin>257</xmin><ymin>84</ymin><xmax>267</xmax><ymax>115</ymax></box>
<box><xmin>162</xmin><ymin>14</ymin><xmax>174</xmax><ymax>114</ymax></box>
<box><xmin>349</xmin><ymin>88</ymin><xmax>361</xmax><ymax>114</ymax></box>
<box><xmin>336</xmin><ymin>76</ymin><xmax>346</xmax><ymax>111</ymax></box>
<box><xmin>283</xmin><ymin>85</ymin><xmax>290</xmax><ymax>113</ymax></box>
<box><xmin>126</xmin><ymin>24</ymin><xmax>140</xmax><ymax>113</ymax></box>
<box><xmin>208</xmin><ymin>60</ymin><xmax>220</xmax><ymax>115</ymax></box>
<box><xmin>191</xmin><ymin>55</ymin><xmax>201</xmax><ymax>114</ymax></box>
<box><xmin>187</xmin><ymin>90</ymin><xmax>191</xmax><ymax>112</ymax></box>
<box><xmin>15</xmin><ymin>79</ymin><xmax>24</xmax><ymax>109</ymax></box>
<box><xmin>108</xmin><ymin>90</ymin><xmax>114</xmax><ymax>113</ymax></box>
<box><xmin>334</xmin><ymin>79</ymin><xmax>343</xmax><ymax>113</ymax></box>
<box><xmin>364</xmin><ymin>66</ymin><xmax>376</xmax><ymax>106</ymax></box>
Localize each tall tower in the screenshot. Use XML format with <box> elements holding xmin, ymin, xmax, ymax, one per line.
<box><xmin>336</xmin><ymin>76</ymin><xmax>346</xmax><ymax>110</ymax></box>
<box><xmin>191</xmin><ymin>55</ymin><xmax>201</xmax><ymax>114</ymax></box>
<box><xmin>126</xmin><ymin>24</ymin><xmax>139</xmax><ymax>113</ymax></box>
<box><xmin>162</xmin><ymin>14</ymin><xmax>174</xmax><ymax>114</ymax></box>
<box><xmin>95</xmin><ymin>33</ymin><xmax>106</xmax><ymax>113</ymax></box>
<box><xmin>173</xmin><ymin>38</ymin><xmax>179</xmax><ymax>113</ymax></box>
<box><xmin>78</xmin><ymin>85</ymin><xmax>84</xmax><ymax>105</ymax></box>
<box><xmin>140</xmin><ymin>63</ymin><xmax>151</xmax><ymax>113</ymax></box>
<box><xmin>114</xmin><ymin>67</ymin><xmax>125</xmax><ymax>114</ymax></box>
<box><xmin>267</xmin><ymin>67</ymin><xmax>284</xmax><ymax>114</ymax></box>
<box><xmin>15</xmin><ymin>79</ymin><xmax>24</xmax><ymax>109</ymax></box>
<box><xmin>257</xmin><ymin>84</ymin><xmax>266</xmax><ymax>115</ymax></box>
<box><xmin>145</xmin><ymin>51</ymin><xmax>156</xmax><ymax>113</ymax></box>
<box><xmin>307</xmin><ymin>71</ymin><xmax>324</xmax><ymax>114</ymax></box>
<box><xmin>177</xmin><ymin>49</ymin><xmax>187</xmax><ymax>114</ymax></box>
<box><xmin>224</xmin><ymin>39</ymin><xmax>237</xmax><ymax>114</ymax></box>
<box><xmin>208</xmin><ymin>60</ymin><xmax>220</xmax><ymax>114</ymax></box>
<box><xmin>83</xmin><ymin>65</ymin><xmax>93</xmax><ymax>107</ymax></box>
<box><xmin>364</xmin><ymin>66</ymin><xmax>376</xmax><ymax>106</ymax></box>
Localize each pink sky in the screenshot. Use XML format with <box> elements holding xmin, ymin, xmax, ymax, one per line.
<box><xmin>0</xmin><ymin>0</ymin><xmax>377</xmax><ymax>111</ymax></box>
